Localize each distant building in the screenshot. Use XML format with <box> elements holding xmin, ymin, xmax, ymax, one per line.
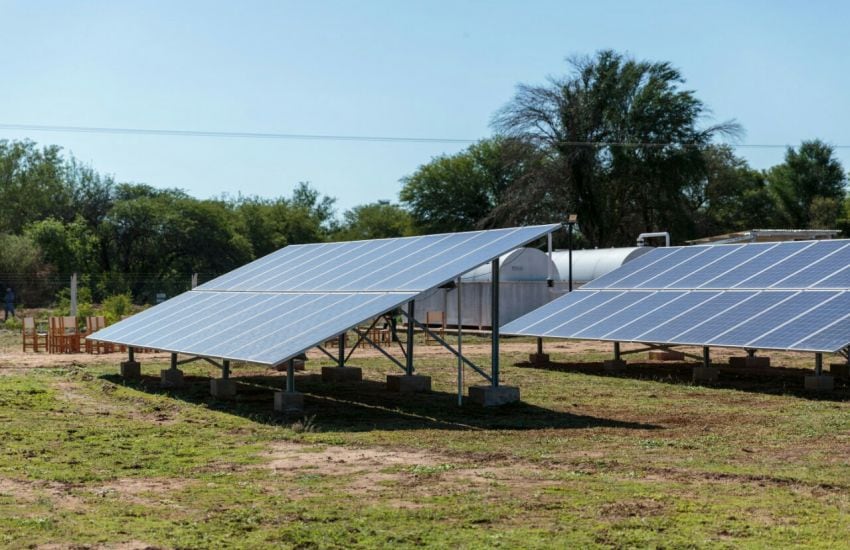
<box><xmin>686</xmin><ymin>229</ymin><xmax>840</xmax><ymax>245</ymax></box>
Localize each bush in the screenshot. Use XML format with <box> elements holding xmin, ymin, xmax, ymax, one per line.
<box><xmin>102</xmin><ymin>294</ymin><xmax>133</xmax><ymax>324</ymax></box>
<box><xmin>52</xmin><ymin>287</ymin><xmax>95</xmax><ymax>327</ymax></box>
<box><xmin>4</xmin><ymin>317</ymin><xmax>22</xmax><ymax>331</ymax></box>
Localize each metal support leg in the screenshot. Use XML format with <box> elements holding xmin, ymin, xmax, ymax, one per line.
<box><xmin>457</xmin><ymin>277</ymin><xmax>463</xmax><ymax>406</ymax></box>
<box><xmin>128</xmin><ymin>347</ymin><xmax>135</xmax><ymax>363</ymax></box>
<box><xmin>746</xmin><ymin>348</ymin><xmax>756</xmax><ymax>358</ymax></box>
<box><xmin>222</xmin><ymin>360</ymin><xmax>230</xmax><ymax>379</ymax></box>
<box><xmin>406</xmin><ymin>300</ymin><xmax>415</xmax><ymax>375</ymax></box>
<box><xmin>815</xmin><ymin>353</ymin><xmax>823</xmax><ymax>376</ymax></box>
<box><xmin>614</xmin><ymin>342</ymin><xmax>621</xmax><ymax>361</ymax></box>
<box><xmin>287</xmin><ymin>359</ymin><xmax>295</xmax><ymax>392</ymax></box>
<box><xmin>491</xmin><ymin>258</ymin><xmax>500</xmax><ymax>387</ymax></box>
<box><xmin>702</xmin><ymin>346</ymin><xmax>710</xmax><ymax>368</ymax></box>
<box><xmin>170</xmin><ymin>353</ymin><xmax>177</xmax><ymax>371</ymax></box>
<box><xmin>337</xmin><ymin>333</ymin><xmax>345</xmax><ymax>367</ymax></box>
<box><xmin>536</xmin><ymin>337</ymin><xmax>543</xmax><ymax>356</ymax></box>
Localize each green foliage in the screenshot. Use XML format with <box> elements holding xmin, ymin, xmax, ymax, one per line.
<box><xmin>101</xmin><ymin>293</ymin><xmax>133</xmax><ymax>324</ymax></box>
<box><xmin>766</xmin><ymin>140</ymin><xmax>847</xmax><ymax>228</ymax></box>
<box><xmin>53</xmin><ymin>286</ymin><xmax>95</xmax><ymax>321</ymax></box>
<box><xmin>400</xmin><ymin>138</ymin><xmax>538</xmax><ymax>233</ymax></box>
<box><xmin>335</xmin><ymin>201</ymin><xmax>415</xmax><ymax>240</ymax></box>
<box><xmin>4</xmin><ymin>317</ymin><xmax>22</xmax><ymax>330</ymax></box>
<box><xmin>493</xmin><ymin>50</ymin><xmax>742</xmax><ymax>245</ymax></box>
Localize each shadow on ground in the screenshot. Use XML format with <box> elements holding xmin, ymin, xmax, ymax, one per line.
<box><xmin>98</xmin><ymin>371</ymin><xmax>660</xmax><ymax>432</ymax></box>
<box><xmin>516</xmin><ymin>359</ymin><xmax>850</xmax><ymax>401</ymax></box>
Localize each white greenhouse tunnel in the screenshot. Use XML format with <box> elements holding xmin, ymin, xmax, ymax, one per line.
<box><xmin>414</xmin><ymin>246</ymin><xmax>654</xmax><ymax>328</ymax></box>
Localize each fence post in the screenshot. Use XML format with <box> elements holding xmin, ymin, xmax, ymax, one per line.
<box><xmin>70</xmin><ymin>273</ymin><xmax>78</xmax><ymax>317</ymax></box>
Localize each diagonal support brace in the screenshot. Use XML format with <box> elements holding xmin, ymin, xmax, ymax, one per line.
<box><xmin>400</xmin><ymin>309</ymin><xmax>492</xmax><ymax>384</ymax></box>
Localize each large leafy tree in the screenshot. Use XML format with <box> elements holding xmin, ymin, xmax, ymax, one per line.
<box><xmin>399</xmin><ymin>138</ymin><xmax>539</xmax><ymax>233</ymax></box>
<box><xmin>493</xmin><ymin>50</ymin><xmax>740</xmax><ymax>246</ymax></box>
<box><xmin>766</xmin><ymin>140</ymin><xmax>847</xmax><ymax>228</ymax></box>
<box><xmin>335</xmin><ymin>201</ymin><xmax>415</xmax><ymax>241</ymax></box>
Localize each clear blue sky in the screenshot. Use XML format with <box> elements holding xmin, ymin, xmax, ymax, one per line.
<box><xmin>1</xmin><ymin>0</ymin><xmax>848</xmax><ymax>213</ymax></box>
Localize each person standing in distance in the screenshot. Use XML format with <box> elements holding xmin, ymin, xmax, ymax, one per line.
<box><xmin>4</xmin><ymin>287</ymin><xmax>15</xmax><ymax>321</ymax></box>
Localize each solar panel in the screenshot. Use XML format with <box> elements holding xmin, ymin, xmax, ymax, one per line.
<box><xmin>91</xmin><ymin>224</ymin><xmax>561</xmax><ymax>366</ymax></box>
<box><xmin>502</xmin><ymin>239</ymin><xmax>850</xmax><ymax>353</ymax></box>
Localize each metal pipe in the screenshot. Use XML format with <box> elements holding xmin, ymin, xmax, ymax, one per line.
<box><xmin>406</xmin><ymin>300</ymin><xmax>415</xmax><ymax>375</ymax></box>
<box><xmin>815</xmin><ymin>353</ymin><xmax>823</xmax><ymax>376</ymax></box>
<box><xmin>170</xmin><ymin>353</ymin><xmax>177</xmax><ymax>371</ymax></box>
<box><xmin>286</xmin><ymin>359</ymin><xmax>295</xmax><ymax>392</ymax></box>
<box><xmin>457</xmin><ymin>276</ymin><xmax>463</xmax><ymax>406</ymax></box>
<box><xmin>614</xmin><ymin>342</ymin><xmax>621</xmax><ymax>361</ymax></box>
<box><xmin>568</xmin><ymin>224</ymin><xmax>574</xmax><ymax>292</ymax></box>
<box><xmin>222</xmin><ymin>360</ymin><xmax>230</xmax><ymax>380</ymax></box>
<box><xmin>702</xmin><ymin>346</ymin><xmax>710</xmax><ymax>368</ymax></box>
<box><xmin>536</xmin><ymin>337</ymin><xmax>543</xmax><ymax>356</ymax></box>
<box><xmin>337</xmin><ymin>333</ymin><xmax>345</xmax><ymax>367</ymax></box>
<box><xmin>128</xmin><ymin>347</ymin><xmax>135</xmax><ymax>363</ymax></box>
<box><xmin>491</xmin><ymin>258</ymin><xmax>500</xmax><ymax>387</ymax></box>
<box><xmin>636</xmin><ymin>232</ymin><xmax>671</xmax><ymax>247</ymax></box>
<box><xmin>546</xmin><ymin>233</ymin><xmax>554</xmax><ymax>287</ymax></box>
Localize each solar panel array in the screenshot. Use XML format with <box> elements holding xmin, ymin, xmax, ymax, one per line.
<box><xmin>502</xmin><ymin>240</ymin><xmax>850</xmax><ymax>353</ymax></box>
<box><xmin>90</xmin><ymin>224</ymin><xmax>561</xmax><ymax>366</ymax></box>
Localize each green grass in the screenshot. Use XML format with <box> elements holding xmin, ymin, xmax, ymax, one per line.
<box><xmin>1</xmin><ymin>345</ymin><xmax>849</xmax><ymax>548</ymax></box>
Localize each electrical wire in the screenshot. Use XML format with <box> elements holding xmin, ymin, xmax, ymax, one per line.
<box><xmin>1</xmin><ymin>123</ymin><xmax>848</xmax><ymax>149</ymax></box>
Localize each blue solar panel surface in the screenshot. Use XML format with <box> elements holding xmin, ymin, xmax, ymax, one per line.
<box><xmin>503</xmin><ymin>239</ymin><xmax>850</xmax><ymax>352</ymax></box>
<box><xmin>91</xmin><ymin>224</ymin><xmax>561</xmax><ymax>365</ymax></box>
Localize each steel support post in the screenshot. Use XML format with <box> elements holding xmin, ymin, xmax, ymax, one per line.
<box><xmin>567</xmin><ymin>222</ymin><xmax>574</xmax><ymax>292</ymax></box>
<box><xmin>170</xmin><ymin>353</ymin><xmax>177</xmax><ymax>371</ymax></box>
<box><xmin>614</xmin><ymin>342</ymin><xmax>621</xmax><ymax>361</ymax></box>
<box><xmin>337</xmin><ymin>333</ymin><xmax>345</xmax><ymax>368</ymax></box>
<box><xmin>222</xmin><ymin>360</ymin><xmax>230</xmax><ymax>379</ymax></box>
<box><xmin>491</xmin><ymin>258</ymin><xmax>500</xmax><ymax>387</ymax></box>
<box><xmin>457</xmin><ymin>277</ymin><xmax>463</xmax><ymax>406</ymax></box>
<box><xmin>128</xmin><ymin>347</ymin><xmax>135</xmax><ymax>363</ymax></box>
<box><xmin>406</xmin><ymin>300</ymin><xmax>415</xmax><ymax>375</ymax></box>
<box><xmin>536</xmin><ymin>337</ymin><xmax>543</xmax><ymax>356</ymax></box>
<box><xmin>287</xmin><ymin>359</ymin><xmax>295</xmax><ymax>392</ymax></box>
<box><xmin>815</xmin><ymin>353</ymin><xmax>823</xmax><ymax>376</ymax></box>
<box><xmin>702</xmin><ymin>346</ymin><xmax>710</xmax><ymax>368</ymax></box>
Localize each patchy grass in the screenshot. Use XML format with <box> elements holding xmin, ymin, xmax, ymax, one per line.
<box><xmin>1</xmin><ymin>343</ymin><xmax>849</xmax><ymax>548</ymax></box>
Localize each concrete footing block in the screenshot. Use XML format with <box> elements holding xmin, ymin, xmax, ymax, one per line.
<box><xmin>648</xmin><ymin>350</ymin><xmax>685</xmax><ymax>361</ymax></box>
<box><xmin>804</xmin><ymin>375</ymin><xmax>834</xmax><ymax>392</ymax></box>
<box><xmin>603</xmin><ymin>359</ymin><xmax>627</xmax><ymax>372</ymax></box>
<box><xmin>160</xmin><ymin>368</ymin><xmax>185</xmax><ymax>389</ymax></box>
<box><xmin>120</xmin><ymin>361</ymin><xmax>141</xmax><ymax>380</ymax></box>
<box><xmin>528</xmin><ymin>353</ymin><xmax>550</xmax><ymax>365</ymax></box>
<box><xmin>386</xmin><ymin>374</ymin><xmax>431</xmax><ymax>393</ymax></box>
<box><xmin>210</xmin><ymin>378</ymin><xmax>237</xmax><ymax>398</ymax></box>
<box><xmin>829</xmin><ymin>363</ymin><xmax>850</xmax><ymax>379</ymax></box>
<box><xmin>274</xmin><ymin>391</ymin><xmax>304</xmax><ymax>414</ymax></box>
<box><xmin>321</xmin><ymin>366</ymin><xmax>362</xmax><ymax>383</ymax></box>
<box><xmin>729</xmin><ymin>356</ymin><xmax>771</xmax><ymax>368</ymax></box>
<box><xmin>468</xmin><ymin>385</ymin><xmax>520</xmax><ymax>407</ymax></box>
<box><xmin>692</xmin><ymin>366</ymin><xmax>719</xmax><ymax>383</ymax></box>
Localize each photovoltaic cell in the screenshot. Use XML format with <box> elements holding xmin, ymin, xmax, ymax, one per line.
<box><xmin>90</xmin><ymin>224</ymin><xmax>562</xmax><ymax>365</ymax></box>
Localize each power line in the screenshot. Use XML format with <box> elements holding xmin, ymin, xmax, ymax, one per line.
<box><xmin>0</xmin><ymin>122</ymin><xmax>849</xmax><ymax>149</ymax></box>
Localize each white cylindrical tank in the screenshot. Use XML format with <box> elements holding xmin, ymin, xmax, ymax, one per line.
<box><xmin>461</xmin><ymin>247</ymin><xmax>557</xmax><ymax>282</ymax></box>
<box><xmin>552</xmin><ymin>247</ymin><xmax>654</xmax><ymax>285</ymax></box>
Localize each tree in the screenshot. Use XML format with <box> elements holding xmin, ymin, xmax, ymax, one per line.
<box><xmin>399</xmin><ymin>138</ymin><xmax>539</xmax><ymax>233</ymax></box>
<box><xmin>493</xmin><ymin>50</ymin><xmax>740</xmax><ymax>246</ymax></box>
<box><xmin>335</xmin><ymin>201</ymin><xmax>415</xmax><ymax>241</ymax></box>
<box><xmin>685</xmin><ymin>145</ymin><xmax>780</xmax><ymax>235</ymax></box>
<box><xmin>766</xmin><ymin>140</ymin><xmax>847</xmax><ymax>228</ymax></box>
<box><xmin>0</xmin><ymin>140</ymin><xmax>73</xmax><ymax>233</ymax></box>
